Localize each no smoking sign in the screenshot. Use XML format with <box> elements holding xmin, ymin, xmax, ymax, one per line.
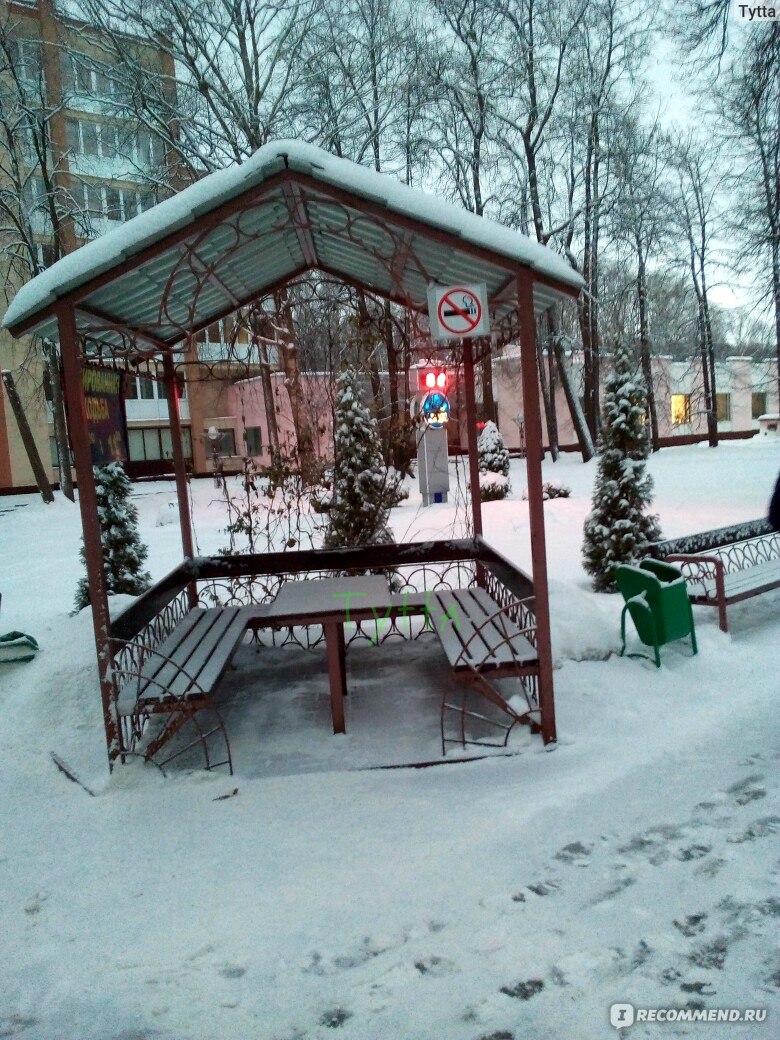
<box><xmin>427</xmin><ymin>283</ymin><xmax>490</xmax><ymax>340</ymax></box>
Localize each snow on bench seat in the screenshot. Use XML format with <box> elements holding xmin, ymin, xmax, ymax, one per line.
<box><xmin>116</xmin><ymin>606</ymin><xmax>250</xmax><ymax>715</ymax></box>
<box><xmin>426</xmin><ymin>587</ymin><xmax>538</xmax><ymax>673</ymax></box>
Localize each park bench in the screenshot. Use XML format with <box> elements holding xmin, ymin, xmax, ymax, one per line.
<box><xmin>426</xmin><ymin>586</ymin><xmax>540</xmax><ymax>754</ymax></box>
<box><xmin>652</xmin><ymin>519</ymin><xmax>780</xmax><ymax>633</ymax></box>
<box><xmin>111</xmin><ymin>602</ymin><xmax>265</xmax><ymax>773</ymax></box>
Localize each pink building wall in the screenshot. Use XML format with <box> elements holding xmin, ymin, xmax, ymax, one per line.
<box><xmin>229</xmin><ymin>354</ymin><xmax>779</xmax><ymax>465</ymax></box>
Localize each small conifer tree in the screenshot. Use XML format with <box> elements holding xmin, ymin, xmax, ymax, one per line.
<box><xmin>324</xmin><ymin>367</ymin><xmax>398</xmax><ymax>549</ymax></box>
<box><xmin>582</xmin><ymin>342</ymin><xmax>661</xmax><ymax>591</ymax></box>
<box><xmin>73</xmin><ymin>461</ymin><xmax>152</xmax><ymax>612</ymax></box>
<box><xmin>477</xmin><ymin>420</ymin><xmax>510</xmax><ymax>477</ymax></box>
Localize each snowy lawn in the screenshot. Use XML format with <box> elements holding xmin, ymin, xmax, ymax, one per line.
<box><xmin>0</xmin><ymin>442</ymin><xmax>778</xmax><ymax>1039</ymax></box>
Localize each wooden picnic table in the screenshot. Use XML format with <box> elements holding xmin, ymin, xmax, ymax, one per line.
<box><xmin>264</xmin><ymin>575</ymin><xmax>394</xmax><ymax>734</ymax></box>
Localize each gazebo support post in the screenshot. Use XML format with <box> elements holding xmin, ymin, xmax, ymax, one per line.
<box><xmin>516</xmin><ymin>271</ymin><xmax>557</xmax><ymax>745</ymax></box>
<box><xmin>462</xmin><ymin>340</ymin><xmax>483</xmax><ymax>539</ymax></box>
<box><xmin>57</xmin><ymin>304</ymin><xmax>120</xmax><ymax>766</ymax></box>
<box><xmin>162</xmin><ymin>353</ymin><xmax>197</xmax><ymax>607</ymax></box>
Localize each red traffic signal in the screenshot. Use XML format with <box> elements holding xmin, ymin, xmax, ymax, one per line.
<box><xmin>420</xmin><ymin>368</ymin><xmax>447</xmax><ymax>392</ymax></box>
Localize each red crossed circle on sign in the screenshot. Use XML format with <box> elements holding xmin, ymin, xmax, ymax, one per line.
<box><xmin>437</xmin><ymin>288</ymin><xmax>482</xmax><ymax>335</ymax></box>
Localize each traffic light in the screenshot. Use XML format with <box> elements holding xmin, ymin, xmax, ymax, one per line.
<box><xmin>420</xmin><ymin>368</ymin><xmax>447</xmax><ymax>392</ymax></box>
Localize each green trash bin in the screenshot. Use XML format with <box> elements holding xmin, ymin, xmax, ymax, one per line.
<box><xmin>615</xmin><ymin>559</ymin><xmax>698</xmax><ymax>667</ymax></box>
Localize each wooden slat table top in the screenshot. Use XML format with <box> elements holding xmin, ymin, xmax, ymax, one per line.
<box><xmin>265</xmin><ymin>575</ymin><xmax>393</xmax><ymax>621</ymax></box>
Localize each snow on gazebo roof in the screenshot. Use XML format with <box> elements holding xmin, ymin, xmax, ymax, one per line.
<box><xmin>3</xmin><ymin>139</ymin><xmax>582</xmax><ymax>351</ymax></box>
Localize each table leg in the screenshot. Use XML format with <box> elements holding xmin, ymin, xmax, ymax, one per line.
<box><xmin>324</xmin><ymin>621</ymin><xmax>347</xmax><ymax>734</ymax></box>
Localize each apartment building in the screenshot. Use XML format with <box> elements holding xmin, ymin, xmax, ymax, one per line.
<box><xmin>0</xmin><ymin>0</ymin><xmax>257</xmax><ymax>491</ymax></box>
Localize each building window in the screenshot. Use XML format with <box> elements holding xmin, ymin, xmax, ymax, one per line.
<box><xmin>139</xmin><ymin>377</ymin><xmax>156</xmax><ymax>400</ymax></box>
<box><xmin>128</xmin><ymin>427</ymin><xmax>192</xmax><ymax>462</ymax></box>
<box><xmin>205</xmin><ymin>428</ymin><xmax>237</xmax><ymax>457</ymax></box>
<box><xmin>10</xmin><ymin>39</ymin><xmax>42</xmax><ymax>87</ymax></box>
<box><xmin>752</xmin><ymin>392</ymin><xmax>767</xmax><ymax>420</ymax></box>
<box><xmin>22</xmin><ymin>175</ymin><xmax>47</xmax><ymax>213</ymax></box>
<box><xmin>105</xmin><ymin>186</ymin><xmax>122</xmax><ymax>220</ymax></box>
<box><xmin>245</xmin><ymin>426</ymin><xmax>262</xmax><ymax>455</ymax></box>
<box><xmin>671</xmin><ymin>394</ymin><xmax>692</xmax><ymax>426</ymax></box>
<box><xmin>716</xmin><ymin>393</ymin><xmax>731</xmax><ymax>422</ymax></box>
<box><xmin>81</xmin><ymin>121</ymin><xmax>99</xmax><ymax>156</ymax></box>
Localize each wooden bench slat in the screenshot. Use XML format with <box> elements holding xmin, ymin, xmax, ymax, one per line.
<box><xmin>429</xmin><ymin>589</ymin><xmax>537</xmax><ymax>671</ymax></box>
<box><xmin>161</xmin><ymin>608</ymin><xmax>245</xmax><ymax>700</ymax></box>
<box><xmin>118</xmin><ymin>608</ymin><xmax>247</xmax><ymax>713</ymax></box>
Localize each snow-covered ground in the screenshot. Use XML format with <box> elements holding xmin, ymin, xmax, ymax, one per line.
<box><xmin>0</xmin><ymin>442</ymin><xmax>778</xmax><ymax>1039</ymax></box>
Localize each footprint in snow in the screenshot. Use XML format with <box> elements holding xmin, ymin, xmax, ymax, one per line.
<box><xmin>526</xmin><ymin>878</ymin><xmax>561</xmax><ymax>897</ymax></box>
<box><xmin>726</xmin><ymin>775</ymin><xmax>767</xmax><ymax>806</ymax></box>
<box><xmin>727</xmin><ymin>816</ymin><xmax>780</xmax><ymax>844</ymax></box>
<box><xmin>414</xmin><ymin>955</ymin><xmax>457</xmax><ymax>977</ymax></box>
<box><xmin>319</xmin><ymin>1007</ymin><xmax>352</xmax><ymax>1029</ymax></box>
<box><xmin>500</xmin><ymin>978</ymin><xmax>544</xmax><ymax>1000</ymax></box>
<box><xmin>673</xmin><ymin>913</ymin><xmax>708</xmax><ymax>938</ymax></box>
<box><xmin>554</xmin><ymin>841</ymin><xmax>592</xmax><ymax>866</ymax></box>
<box><xmin>688</xmin><ymin>937</ymin><xmax>729</xmax><ymax>970</ymax></box>
<box><xmin>680</xmin><ymin>981</ymin><xmax>716</xmax><ymax>995</ymax></box>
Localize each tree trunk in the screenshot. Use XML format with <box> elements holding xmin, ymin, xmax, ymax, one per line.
<box><xmin>481</xmin><ymin>351</ymin><xmax>496</xmax><ymax>423</ymax></box>
<box><xmin>546</xmin><ymin>313</ymin><xmax>559</xmax><ymax>459</ymax></box>
<box><xmin>1</xmin><ymin>370</ymin><xmax>54</xmax><ymax>503</ymax></box>
<box><xmin>384</xmin><ymin>300</ymin><xmax>401</xmax><ymax>466</ymax></box>
<box><xmin>273</xmin><ymin>290</ymin><xmax>318</xmax><ymax>484</ymax></box>
<box><xmin>43</xmin><ymin>341</ymin><xmax>74</xmax><ymax>499</ymax></box>
<box><xmin>356</xmin><ymin>291</ymin><xmax>383</xmax><ymax>415</ymax></box>
<box><xmin>548</xmin><ymin>307</ymin><xmax>595</xmax><ymax>461</ymax></box>
<box><xmin>536</xmin><ymin>331</ymin><xmax>558</xmax><ymax>461</ymax></box>
<box><xmin>256</xmin><ymin>337</ymin><xmax>279</xmax><ymax>458</ymax></box>
<box><xmin>636</xmin><ymin>243</ymin><xmax>659</xmax><ymax>451</ymax></box>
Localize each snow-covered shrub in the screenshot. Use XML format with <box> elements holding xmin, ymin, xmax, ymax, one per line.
<box><xmin>478</xmin><ymin>471</ymin><xmax>510</xmax><ymax>502</ymax></box>
<box><xmin>324</xmin><ymin>367</ymin><xmax>402</xmax><ymax>549</ymax></box>
<box><xmin>523</xmin><ymin>480</ymin><xmax>572</xmax><ymax>501</ymax></box>
<box><xmin>73</xmin><ymin>462</ymin><xmax>151</xmax><ymax>612</ymax></box>
<box><xmin>582</xmin><ymin>342</ymin><xmax>661</xmax><ymax>592</ymax></box>
<box><xmin>477</xmin><ymin>420</ymin><xmax>510</xmax><ymax>477</ymax></box>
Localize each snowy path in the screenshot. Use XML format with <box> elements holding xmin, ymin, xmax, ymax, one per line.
<box><xmin>2</xmin><ymin>687</ymin><xmax>777</xmax><ymax>1040</ymax></box>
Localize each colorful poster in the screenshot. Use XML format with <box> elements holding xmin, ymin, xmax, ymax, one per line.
<box><xmin>82</xmin><ymin>365</ymin><xmax>129</xmax><ymax>465</ymax></box>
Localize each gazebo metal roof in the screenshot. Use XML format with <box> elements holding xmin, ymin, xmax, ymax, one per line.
<box><xmin>3</xmin><ymin>140</ymin><xmax>582</xmax><ymax>354</ymax></box>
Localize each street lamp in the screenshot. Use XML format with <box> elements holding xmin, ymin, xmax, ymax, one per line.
<box><xmin>207</xmin><ymin>425</ymin><xmax>222</xmax><ymax>487</ymax></box>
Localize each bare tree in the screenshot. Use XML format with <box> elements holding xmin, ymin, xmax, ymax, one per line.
<box><xmin>0</xmin><ymin>6</ymin><xmax>79</xmax><ymax>500</ymax></box>
<box><xmin>670</xmin><ymin>133</ymin><xmax>723</xmax><ymax>447</ymax></box>
<box><xmin>719</xmin><ymin>26</ymin><xmax>780</xmax><ymax>409</ymax></box>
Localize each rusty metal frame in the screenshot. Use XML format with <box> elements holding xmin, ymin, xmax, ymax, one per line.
<box><xmin>10</xmin><ymin>161</ymin><xmax>579</xmax><ymax>767</ymax></box>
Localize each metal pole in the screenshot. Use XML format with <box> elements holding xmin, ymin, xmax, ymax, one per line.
<box><xmin>516</xmin><ymin>272</ymin><xmax>556</xmax><ymax>745</ymax></box>
<box><xmin>462</xmin><ymin>340</ymin><xmax>483</xmax><ymax>538</ymax></box>
<box><xmin>162</xmin><ymin>354</ymin><xmax>194</xmax><ymax>560</ymax></box>
<box><xmin>57</xmin><ymin>305</ymin><xmax>120</xmax><ymax>765</ymax></box>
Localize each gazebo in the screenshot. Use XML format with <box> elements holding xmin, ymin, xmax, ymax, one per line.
<box><xmin>3</xmin><ymin>140</ymin><xmax>583</xmax><ymax>770</ymax></box>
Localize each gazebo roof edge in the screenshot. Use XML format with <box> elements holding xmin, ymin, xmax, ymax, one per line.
<box><xmin>3</xmin><ymin>139</ymin><xmax>582</xmax><ymax>340</ymax></box>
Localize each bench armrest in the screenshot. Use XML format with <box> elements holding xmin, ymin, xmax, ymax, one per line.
<box><xmin>664</xmin><ymin>553</ymin><xmax>724</xmax><ymax>601</ymax></box>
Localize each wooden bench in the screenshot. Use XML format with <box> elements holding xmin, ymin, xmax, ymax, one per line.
<box><xmin>653</xmin><ymin>520</ymin><xmax>780</xmax><ymax>632</ymax></box>
<box><xmin>425</xmin><ymin>587</ymin><xmax>540</xmax><ymax>753</ymax></box>
<box><xmin>112</xmin><ymin>605</ymin><xmax>260</xmax><ymax>773</ymax></box>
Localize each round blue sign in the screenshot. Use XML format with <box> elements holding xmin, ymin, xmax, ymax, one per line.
<box><xmin>421</xmin><ymin>390</ymin><xmax>450</xmax><ymax>428</ymax></box>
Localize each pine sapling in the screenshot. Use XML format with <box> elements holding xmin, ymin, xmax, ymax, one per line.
<box><xmin>73</xmin><ymin>462</ymin><xmax>151</xmax><ymax>612</ymax></box>
<box><xmin>582</xmin><ymin>342</ymin><xmax>661</xmax><ymax>591</ymax></box>
<box><xmin>324</xmin><ymin>367</ymin><xmax>401</xmax><ymax>549</ymax></box>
